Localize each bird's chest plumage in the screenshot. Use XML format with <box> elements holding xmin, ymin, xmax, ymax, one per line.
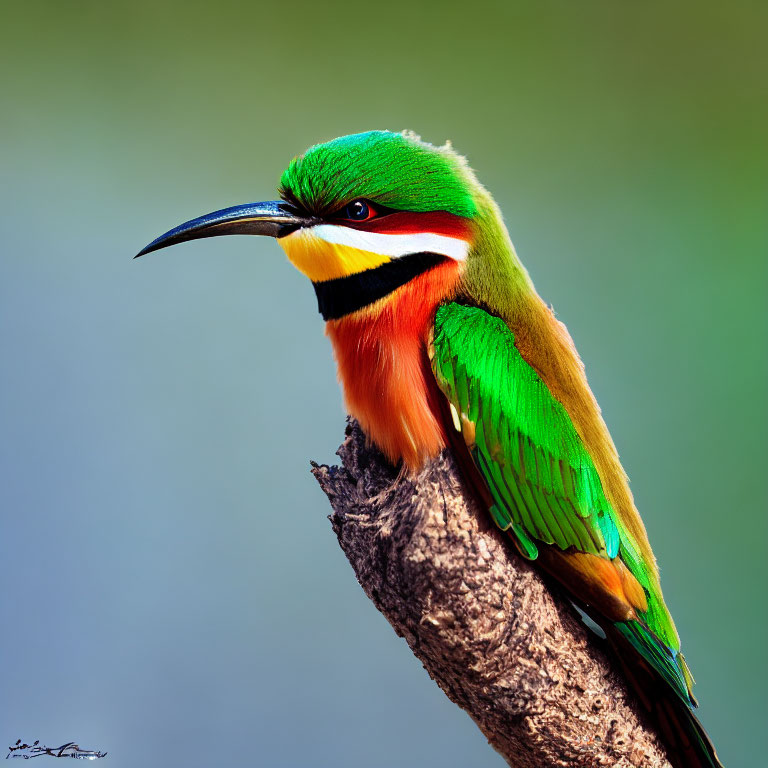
<box><xmin>324</xmin><ymin>262</ymin><xmax>460</xmax><ymax>470</ymax></box>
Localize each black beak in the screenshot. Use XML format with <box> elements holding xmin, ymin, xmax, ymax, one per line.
<box><xmin>135</xmin><ymin>200</ymin><xmax>314</xmax><ymax>258</ymax></box>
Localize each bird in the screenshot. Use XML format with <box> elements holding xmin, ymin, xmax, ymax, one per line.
<box><xmin>137</xmin><ymin>130</ymin><xmax>722</xmax><ymax>768</ymax></box>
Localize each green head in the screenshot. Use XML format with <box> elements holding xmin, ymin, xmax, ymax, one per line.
<box><xmin>279</xmin><ymin>130</ymin><xmax>479</xmax><ymax>218</ymax></box>
<box><xmin>137</xmin><ymin>130</ymin><xmax>529</xmax><ymax>321</ymax></box>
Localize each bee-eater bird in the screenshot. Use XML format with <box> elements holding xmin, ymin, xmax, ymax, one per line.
<box><xmin>137</xmin><ymin>130</ymin><xmax>721</xmax><ymax>768</ymax></box>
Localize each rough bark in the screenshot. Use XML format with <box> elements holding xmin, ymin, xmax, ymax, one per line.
<box><xmin>311</xmin><ymin>420</ymin><xmax>672</xmax><ymax>768</ymax></box>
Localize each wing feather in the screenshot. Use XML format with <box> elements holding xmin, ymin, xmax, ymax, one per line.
<box><xmin>429</xmin><ymin>301</ymin><xmax>695</xmax><ymax>706</ymax></box>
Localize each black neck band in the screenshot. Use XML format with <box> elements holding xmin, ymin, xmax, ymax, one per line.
<box><xmin>312</xmin><ymin>252</ymin><xmax>448</xmax><ymax>321</ymax></box>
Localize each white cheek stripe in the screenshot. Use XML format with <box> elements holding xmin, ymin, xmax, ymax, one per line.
<box><xmin>310</xmin><ymin>224</ymin><xmax>470</xmax><ymax>262</ymax></box>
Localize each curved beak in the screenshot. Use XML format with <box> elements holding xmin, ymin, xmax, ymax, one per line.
<box><xmin>135</xmin><ymin>200</ymin><xmax>314</xmax><ymax>258</ymax></box>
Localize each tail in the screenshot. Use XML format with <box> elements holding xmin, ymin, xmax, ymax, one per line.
<box><xmin>606</xmin><ymin>621</ymin><xmax>723</xmax><ymax>768</ymax></box>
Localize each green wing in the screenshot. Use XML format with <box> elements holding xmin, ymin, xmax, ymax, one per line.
<box><xmin>429</xmin><ymin>302</ymin><xmax>694</xmax><ymax>705</ymax></box>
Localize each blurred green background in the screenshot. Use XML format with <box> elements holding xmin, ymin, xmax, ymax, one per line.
<box><xmin>1</xmin><ymin>2</ymin><xmax>765</xmax><ymax>766</ymax></box>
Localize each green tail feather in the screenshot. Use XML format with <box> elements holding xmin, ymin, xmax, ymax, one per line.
<box><xmin>608</xmin><ymin>621</ymin><xmax>723</xmax><ymax>768</ymax></box>
<box><xmin>614</xmin><ymin>621</ymin><xmax>693</xmax><ymax>706</ymax></box>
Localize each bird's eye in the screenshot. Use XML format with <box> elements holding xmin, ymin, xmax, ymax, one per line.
<box><xmin>342</xmin><ymin>200</ymin><xmax>375</xmax><ymax>222</ymax></box>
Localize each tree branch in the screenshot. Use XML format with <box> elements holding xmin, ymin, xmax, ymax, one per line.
<box><xmin>312</xmin><ymin>420</ymin><xmax>672</xmax><ymax>768</ymax></box>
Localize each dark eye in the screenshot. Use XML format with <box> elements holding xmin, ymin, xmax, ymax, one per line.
<box><xmin>342</xmin><ymin>199</ymin><xmax>375</xmax><ymax>221</ymax></box>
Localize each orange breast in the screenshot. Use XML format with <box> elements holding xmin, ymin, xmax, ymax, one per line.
<box><xmin>325</xmin><ymin>261</ymin><xmax>461</xmax><ymax>470</ymax></box>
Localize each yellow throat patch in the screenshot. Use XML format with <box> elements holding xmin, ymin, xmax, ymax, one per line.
<box><xmin>278</xmin><ymin>228</ymin><xmax>390</xmax><ymax>283</ymax></box>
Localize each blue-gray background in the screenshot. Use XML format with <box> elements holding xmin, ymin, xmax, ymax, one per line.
<box><xmin>1</xmin><ymin>2</ymin><xmax>765</xmax><ymax>766</ymax></box>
